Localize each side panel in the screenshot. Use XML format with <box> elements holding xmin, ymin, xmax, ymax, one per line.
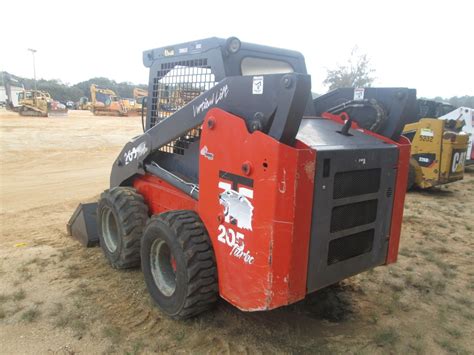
<box><xmin>386</xmin><ymin>135</ymin><xmax>411</xmax><ymax>264</ymax></box>
<box><xmin>198</xmin><ymin>108</ymin><xmax>315</xmax><ymax>311</ymax></box>
<box><xmin>133</xmin><ymin>175</ymin><xmax>197</xmax><ymax>214</ymax></box>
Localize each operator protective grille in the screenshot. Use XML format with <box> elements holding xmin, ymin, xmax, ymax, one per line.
<box><xmin>333</xmin><ymin>168</ymin><xmax>381</xmax><ymax>199</ymax></box>
<box><xmin>327</xmin><ymin>229</ymin><xmax>374</xmax><ymax>265</ymax></box>
<box><xmin>330</xmin><ymin>199</ymin><xmax>378</xmax><ymax>232</ymax></box>
<box><xmin>150</xmin><ymin>59</ymin><xmax>216</xmax><ymax>155</ymax></box>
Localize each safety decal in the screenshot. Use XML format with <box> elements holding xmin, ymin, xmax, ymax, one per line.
<box><xmin>252</xmin><ymin>76</ymin><xmax>264</xmax><ymax>95</ymax></box>
<box><xmin>353</xmin><ymin>88</ymin><xmax>365</xmax><ymax>100</ymax></box>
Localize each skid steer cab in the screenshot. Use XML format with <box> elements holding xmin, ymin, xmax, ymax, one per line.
<box><xmin>68</xmin><ymin>37</ymin><xmax>416</xmax><ymax>319</ymax></box>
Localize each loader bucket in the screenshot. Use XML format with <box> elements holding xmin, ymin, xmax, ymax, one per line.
<box><xmin>67</xmin><ymin>203</ymin><xmax>99</xmax><ymax>247</ymax></box>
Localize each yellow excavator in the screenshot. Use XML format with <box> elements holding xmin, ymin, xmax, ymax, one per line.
<box><xmin>90</xmin><ymin>84</ymin><xmax>128</xmax><ymax>116</ymax></box>
<box><xmin>17</xmin><ymin>90</ymin><xmax>68</xmax><ymax>117</ymax></box>
<box><xmin>403</xmin><ymin>115</ymin><xmax>469</xmax><ymax>189</ymax></box>
<box><xmin>133</xmin><ymin>87</ymin><xmax>148</xmax><ymax>113</ymax></box>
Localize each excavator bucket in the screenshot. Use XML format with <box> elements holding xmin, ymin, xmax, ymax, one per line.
<box><xmin>67</xmin><ymin>203</ymin><xmax>99</xmax><ymax>247</ymax></box>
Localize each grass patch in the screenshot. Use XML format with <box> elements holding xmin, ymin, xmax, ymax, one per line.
<box><xmin>405</xmin><ymin>272</ymin><xmax>446</xmax><ymax>295</ymax></box>
<box><xmin>21</xmin><ymin>308</ymin><xmax>40</xmax><ymax>322</ymax></box>
<box><xmin>445</xmin><ymin>327</ymin><xmax>462</xmax><ymax>339</ymax></box>
<box><xmin>102</xmin><ymin>326</ymin><xmax>122</xmax><ymax>343</ymax></box>
<box><xmin>16</xmin><ymin>265</ymin><xmax>32</xmax><ymax>281</ymax></box>
<box><xmin>435</xmin><ymin>338</ymin><xmax>468</xmax><ymax>354</ymax></box>
<box><xmin>0</xmin><ymin>293</ymin><xmax>11</xmax><ymax>303</ymax></box>
<box><xmin>373</xmin><ymin>327</ymin><xmax>400</xmax><ymax>347</ymax></box>
<box><xmin>454</xmin><ymin>296</ymin><xmax>472</xmax><ymax>308</ymax></box>
<box><xmin>54</xmin><ymin>309</ymin><xmax>86</xmax><ymax>338</ymax></box>
<box><xmin>13</xmin><ymin>289</ymin><xmax>26</xmax><ymax>301</ymax></box>
<box><xmin>66</xmin><ymin>265</ymin><xmax>81</xmax><ymax>279</ymax></box>
<box><xmin>48</xmin><ymin>302</ymin><xmax>64</xmax><ymax>317</ymax></box>
<box><xmin>125</xmin><ymin>339</ymin><xmax>146</xmax><ymax>355</ymax></box>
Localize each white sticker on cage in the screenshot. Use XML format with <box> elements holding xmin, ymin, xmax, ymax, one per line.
<box><xmin>252</xmin><ymin>76</ymin><xmax>264</xmax><ymax>95</ymax></box>
<box><xmin>354</xmin><ymin>88</ymin><xmax>365</xmax><ymax>100</ymax></box>
<box><xmin>420</xmin><ymin>128</ymin><xmax>434</xmax><ymax>137</ymax></box>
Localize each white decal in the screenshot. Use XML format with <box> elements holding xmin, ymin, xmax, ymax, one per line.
<box><xmin>230</xmin><ymin>243</ymin><xmax>255</xmax><ymax>264</ymax></box>
<box><xmin>420</xmin><ymin>128</ymin><xmax>434</xmax><ymax>137</ymax></box>
<box><xmin>451</xmin><ymin>151</ymin><xmax>467</xmax><ymax>173</ymax></box>
<box><xmin>217</xmin><ymin>225</ymin><xmax>244</xmax><ymax>248</ymax></box>
<box><xmin>252</xmin><ymin>76</ymin><xmax>264</xmax><ymax>95</ymax></box>
<box><xmin>354</xmin><ymin>88</ymin><xmax>365</xmax><ymax>100</ymax></box>
<box><xmin>200</xmin><ymin>146</ymin><xmax>214</xmax><ymax>160</ymax></box>
<box><xmin>123</xmin><ymin>142</ymin><xmax>148</xmax><ymax>165</ymax></box>
<box><xmin>358</xmin><ymin>158</ymin><xmax>366</xmax><ymax>165</ymax></box>
<box><xmin>419</xmin><ymin>157</ymin><xmax>430</xmax><ymax>163</ymax></box>
<box><xmin>217</xmin><ymin>225</ymin><xmax>254</xmax><ymax>265</ymax></box>
<box><xmin>178</xmin><ymin>47</ymin><xmax>188</xmax><ymax>54</ymax></box>
<box><xmin>192</xmin><ymin>85</ymin><xmax>229</xmax><ymax>117</ymax></box>
<box><xmin>219</xmin><ymin>189</ymin><xmax>254</xmax><ymax>231</ymax></box>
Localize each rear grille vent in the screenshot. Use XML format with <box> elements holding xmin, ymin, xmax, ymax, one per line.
<box><xmin>333</xmin><ymin>168</ymin><xmax>381</xmax><ymax>199</ymax></box>
<box><xmin>327</xmin><ymin>229</ymin><xmax>374</xmax><ymax>265</ymax></box>
<box><xmin>330</xmin><ymin>199</ymin><xmax>378</xmax><ymax>232</ymax></box>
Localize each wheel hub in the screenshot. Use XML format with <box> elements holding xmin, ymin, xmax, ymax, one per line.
<box><xmin>102</xmin><ymin>208</ymin><xmax>119</xmax><ymax>253</ymax></box>
<box><xmin>150</xmin><ymin>239</ymin><xmax>177</xmax><ymax>297</ymax></box>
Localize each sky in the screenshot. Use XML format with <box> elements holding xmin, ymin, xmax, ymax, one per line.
<box><xmin>1</xmin><ymin>0</ymin><xmax>473</xmax><ymax>98</ymax></box>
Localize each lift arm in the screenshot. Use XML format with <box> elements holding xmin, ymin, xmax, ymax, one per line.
<box><xmin>110</xmin><ymin>73</ymin><xmax>311</xmax><ymax>187</ymax></box>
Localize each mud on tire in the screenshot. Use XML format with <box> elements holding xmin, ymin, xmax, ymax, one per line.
<box><xmin>97</xmin><ymin>187</ymin><xmax>148</xmax><ymax>269</ymax></box>
<box><xmin>141</xmin><ymin>210</ymin><xmax>218</xmax><ymax>319</ymax></box>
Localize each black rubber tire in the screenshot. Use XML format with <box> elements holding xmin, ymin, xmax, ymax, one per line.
<box><xmin>97</xmin><ymin>187</ymin><xmax>148</xmax><ymax>269</ymax></box>
<box><xmin>141</xmin><ymin>210</ymin><xmax>218</xmax><ymax>319</ymax></box>
<box><xmin>407</xmin><ymin>164</ymin><xmax>416</xmax><ymax>191</ymax></box>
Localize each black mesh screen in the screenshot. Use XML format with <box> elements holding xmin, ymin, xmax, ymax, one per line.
<box><xmin>150</xmin><ymin>59</ymin><xmax>216</xmax><ymax>155</ymax></box>
<box><xmin>333</xmin><ymin>169</ymin><xmax>381</xmax><ymax>199</ymax></box>
<box><xmin>327</xmin><ymin>229</ymin><xmax>374</xmax><ymax>265</ymax></box>
<box><xmin>330</xmin><ymin>199</ymin><xmax>378</xmax><ymax>232</ymax></box>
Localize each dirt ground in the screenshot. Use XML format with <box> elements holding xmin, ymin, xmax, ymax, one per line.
<box><xmin>0</xmin><ymin>109</ymin><xmax>473</xmax><ymax>354</ymax></box>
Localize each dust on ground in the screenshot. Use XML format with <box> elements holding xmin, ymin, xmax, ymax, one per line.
<box><xmin>1</xmin><ymin>109</ymin><xmax>473</xmax><ymax>354</ymax></box>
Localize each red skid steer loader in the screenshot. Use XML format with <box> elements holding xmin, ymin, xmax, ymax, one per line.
<box><xmin>68</xmin><ymin>37</ymin><xmax>416</xmax><ymax>319</ymax></box>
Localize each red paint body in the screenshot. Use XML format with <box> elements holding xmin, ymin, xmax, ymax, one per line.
<box><xmin>133</xmin><ymin>108</ymin><xmax>409</xmax><ymax>311</ymax></box>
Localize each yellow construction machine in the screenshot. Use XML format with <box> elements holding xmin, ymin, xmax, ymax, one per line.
<box><xmin>90</xmin><ymin>84</ymin><xmax>128</xmax><ymax>116</ymax></box>
<box><xmin>76</xmin><ymin>96</ymin><xmax>91</xmax><ymax>110</ymax></box>
<box><xmin>17</xmin><ymin>90</ymin><xmax>68</xmax><ymax>117</ymax></box>
<box><xmin>133</xmin><ymin>87</ymin><xmax>148</xmax><ymax>113</ymax></box>
<box><xmin>403</xmin><ymin>117</ymin><xmax>468</xmax><ymax>189</ymax></box>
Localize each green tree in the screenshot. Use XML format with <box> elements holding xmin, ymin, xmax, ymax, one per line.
<box><xmin>323</xmin><ymin>47</ymin><xmax>375</xmax><ymax>90</ymax></box>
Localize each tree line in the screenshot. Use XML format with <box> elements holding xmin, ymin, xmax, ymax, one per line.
<box><xmin>2</xmin><ymin>65</ymin><xmax>472</xmax><ymax>108</ymax></box>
